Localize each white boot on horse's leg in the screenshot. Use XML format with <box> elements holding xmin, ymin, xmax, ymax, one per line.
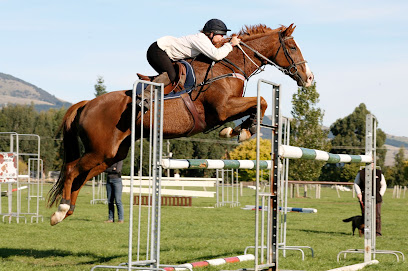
<box><xmin>238</xmin><ymin>129</ymin><xmax>252</xmax><ymax>142</ymax></box>
<box><xmin>219</xmin><ymin>127</ymin><xmax>233</xmax><ymax>138</ymax></box>
<box><xmin>50</xmin><ymin>203</ymin><xmax>70</xmax><ymax>226</ymax></box>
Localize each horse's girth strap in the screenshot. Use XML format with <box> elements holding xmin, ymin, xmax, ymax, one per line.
<box><xmin>180</xmin><ymin>93</ymin><xmax>206</xmax><ymax>136</ymax></box>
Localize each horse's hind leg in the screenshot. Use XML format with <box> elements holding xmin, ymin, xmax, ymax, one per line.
<box><xmin>49</xmin><ymin>159</ymin><xmax>80</xmax><ymax>225</ymax></box>
<box><xmin>66</xmin><ymin>163</ymin><xmax>109</xmax><ymax>217</ymax></box>
<box><xmin>50</xmin><ymin>153</ymin><xmax>105</xmax><ymax>225</ymax></box>
<box><xmin>51</xmin><ymin>138</ymin><xmax>131</xmax><ymax>225</ymax></box>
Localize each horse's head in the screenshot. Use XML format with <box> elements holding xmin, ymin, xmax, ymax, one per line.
<box><xmin>271</xmin><ymin>24</ymin><xmax>314</xmax><ymax>87</ymax></box>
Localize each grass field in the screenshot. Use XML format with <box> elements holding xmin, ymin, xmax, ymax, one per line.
<box><xmin>1</xmin><ymin>183</ymin><xmax>407</xmax><ymax>271</ymax></box>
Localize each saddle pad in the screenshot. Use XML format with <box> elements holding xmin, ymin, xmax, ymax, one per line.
<box><xmin>135</xmin><ymin>60</ymin><xmax>196</xmax><ymax>100</ymax></box>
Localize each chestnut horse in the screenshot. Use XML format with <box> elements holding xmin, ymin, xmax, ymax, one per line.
<box><xmin>47</xmin><ymin>24</ymin><xmax>313</xmax><ymax>225</ymax></box>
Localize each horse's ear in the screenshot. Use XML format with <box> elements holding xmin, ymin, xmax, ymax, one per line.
<box><xmin>282</xmin><ymin>23</ymin><xmax>296</xmax><ymax>37</ymax></box>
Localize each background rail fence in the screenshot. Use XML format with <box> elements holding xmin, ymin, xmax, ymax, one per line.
<box><xmin>287</xmin><ymin>181</ymin><xmax>355</xmax><ymax>199</ymax></box>
<box><xmin>392</xmin><ymin>185</ymin><xmax>406</xmax><ymax>198</ymax></box>
<box><xmin>0</xmin><ymin>132</ymin><xmax>43</xmax><ymax>224</ymax></box>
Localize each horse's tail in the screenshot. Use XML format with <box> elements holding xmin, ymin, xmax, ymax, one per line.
<box><xmin>47</xmin><ymin>100</ymin><xmax>89</xmax><ymax>208</ymax></box>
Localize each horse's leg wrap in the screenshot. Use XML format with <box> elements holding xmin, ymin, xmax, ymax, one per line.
<box><xmin>67</xmin><ymin>204</ymin><xmax>75</xmax><ymax>216</ymax></box>
<box><xmin>60</xmin><ymin>198</ymin><xmax>71</xmax><ymax>205</ymax></box>
<box><xmin>50</xmin><ymin>198</ymin><xmax>71</xmax><ymax>226</ymax></box>
<box><xmin>65</xmin><ymin>204</ymin><xmax>75</xmax><ymax>218</ymax></box>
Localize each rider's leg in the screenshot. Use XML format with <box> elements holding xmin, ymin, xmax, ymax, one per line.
<box><xmin>138</xmin><ymin>42</ymin><xmax>175</xmax><ymax>110</ymax></box>
<box><xmin>147</xmin><ymin>42</ymin><xmax>177</xmax><ymax>82</ymax></box>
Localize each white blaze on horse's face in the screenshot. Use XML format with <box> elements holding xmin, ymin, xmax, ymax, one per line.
<box><xmin>304</xmin><ymin>63</ymin><xmax>314</xmax><ymax>87</ymax></box>
<box><xmin>293</xmin><ymin>39</ymin><xmax>314</xmax><ymax>87</ymax></box>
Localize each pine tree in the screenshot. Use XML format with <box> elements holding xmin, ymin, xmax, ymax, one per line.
<box><xmin>94</xmin><ymin>76</ymin><xmax>107</xmax><ymax>97</ymax></box>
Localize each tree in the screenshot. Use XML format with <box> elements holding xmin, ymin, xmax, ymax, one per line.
<box><xmin>404</xmin><ymin>160</ymin><xmax>408</xmax><ymax>183</ymax></box>
<box><xmin>229</xmin><ymin>138</ymin><xmax>271</xmax><ymax>182</ymax></box>
<box><xmin>94</xmin><ymin>76</ymin><xmax>107</xmax><ymax>97</ymax></box>
<box><xmin>393</xmin><ymin>146</ymin><xmax>407</xmax><ymax>186</ymax></box>
<box><xmin>289</xmin><ymin>82</ymin><xmax>330</xmax><ymax>181</ymax></box>
<box><xmin>329</xmin><ymin>103</ymin><xmax>386</xmax><ymax>166</ymax></box>
<box><xmin>0</xmin><ymin>104</ymin><xmax>67</xmax><ymax>173</ymax></box>
<box><xmin>320</xmin><ymin>103</ymin><xmax>387</xmax><ymax>182</ymax></box>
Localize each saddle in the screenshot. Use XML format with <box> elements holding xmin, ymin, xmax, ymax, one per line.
<box><xmin>137</xmin><ymin>62</ymin><xmax>187</xmax><ymax>95</ymax></box>
<box><xmin>135</xmin><ymin>60</ymin><xmax>203</xmax><ymax>136</ymax></box>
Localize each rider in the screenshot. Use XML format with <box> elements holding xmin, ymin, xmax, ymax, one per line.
<box><xmin>139</xmin><ymin>19</ymin><xmax>240</xmax><ymax>109</ymax></box>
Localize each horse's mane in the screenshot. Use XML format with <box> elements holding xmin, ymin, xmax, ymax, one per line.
<box><xmin>218</xmin><ymin>24</ymin><xmax>286</xmax><ymax>46</ymax></box>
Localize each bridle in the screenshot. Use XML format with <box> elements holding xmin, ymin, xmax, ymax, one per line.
<box><xmin>237</xmin><ymin>31</ymin><xmax>307</xmax><ymax>85</ymax></box>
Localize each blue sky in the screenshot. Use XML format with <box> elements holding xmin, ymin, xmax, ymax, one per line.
<box><xmin>1</xmin><ymin>0</ymin><xmax>407</xmax><ymax>137</ymax></box>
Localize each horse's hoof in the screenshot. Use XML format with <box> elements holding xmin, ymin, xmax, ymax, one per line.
<box><xmin>219</xmin><ymin>127</ymin><xmax>233</xmax><ymax>138</ymax></box>
<box><xmin>50</xmin><ymin>203</ymin><xmax>70</xmax><ymax>226</ymax></box>
<box><xmin>238</xmin><ymin>129</ymin><xmax>252</xmax><ymax>142</ymax></box>
<box><xmin>50</xmin><ymin>213</ymin><xmax>61</xmax><ymax>226</ymax></box>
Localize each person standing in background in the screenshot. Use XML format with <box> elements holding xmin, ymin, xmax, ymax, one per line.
<box><xmin>354</xmin><ymin>167</ymin><xmax>386</xmax><ymax>236</ymax></box>
<box><xmin>105</xmin><ymin>160</ymin><xmax>124</xmax><ymax>223</ymax></box>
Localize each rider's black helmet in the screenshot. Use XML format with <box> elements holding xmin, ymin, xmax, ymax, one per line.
<box><xmin>202</xmin><ymin>19</ymin><xmax>231</xmax><ymax>35</ymax></box>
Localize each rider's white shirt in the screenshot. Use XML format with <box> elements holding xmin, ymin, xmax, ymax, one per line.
<box><xmin>157</xmin><ymin>32</ymin><xmax>233</xmax><ymax>61</ymax></box>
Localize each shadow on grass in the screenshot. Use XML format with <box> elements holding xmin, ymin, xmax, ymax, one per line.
<box><xmin>0</xmin><ymin>248</ymin><xmax>123</xmax><ymax>265</ymax></box>
<box><xmin>292</xmin><ymin>228</ymin><xmax>351</xmax><ymax>236</ymax></box>
<box><xmin>65</xmin><ymin>217</ymin><xmax>93</xmax><ymax>222</ymax></box>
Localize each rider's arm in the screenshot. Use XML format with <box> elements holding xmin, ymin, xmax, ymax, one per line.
<box><xmin>189</xmin><ymin>33</ymin><xmax>233</xmax><ymax>61</ymax></box>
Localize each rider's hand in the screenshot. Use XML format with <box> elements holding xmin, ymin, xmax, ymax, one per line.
<box><xmin>230</xmin><ymin>35</ymin><xmax>240</xmax><ymax>47</ymax></box>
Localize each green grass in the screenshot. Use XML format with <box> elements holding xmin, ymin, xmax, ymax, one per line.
<box><xmin>1</xmin><ymin>184</ymin><xmax>407</xmax><ymax>270</ymax></box>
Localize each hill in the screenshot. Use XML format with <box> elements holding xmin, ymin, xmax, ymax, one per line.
<box><xmin>384</xmin><ymin>144</ymin><xmax>408</xmax><ymax>166</ymax></box>
<box><xmin>385</xmin><ymin>134</ymin><xmax>408</xmax><ymax>149</ymax></box>
<box><xmin>0</xmin><ymin>72</ymin><xmax>71</xmax><ymax>111</ymax></box>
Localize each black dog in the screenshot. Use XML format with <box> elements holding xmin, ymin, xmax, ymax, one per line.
<box><xmin>343</xmin><ymin>216</ymin><xmax>364</xmax><ymax>237</ymax></box>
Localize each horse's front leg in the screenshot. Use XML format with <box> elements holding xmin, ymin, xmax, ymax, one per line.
<box><xmin>218</xmin><ymin>96</ymin><xmax>267</xmax><ymax>142</ymax></box>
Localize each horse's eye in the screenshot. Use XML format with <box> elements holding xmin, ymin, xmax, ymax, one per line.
<box><xmin>291</xmin><ymin>47</ymin><xmax>297</xmax><ymax>52</ymax></box>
